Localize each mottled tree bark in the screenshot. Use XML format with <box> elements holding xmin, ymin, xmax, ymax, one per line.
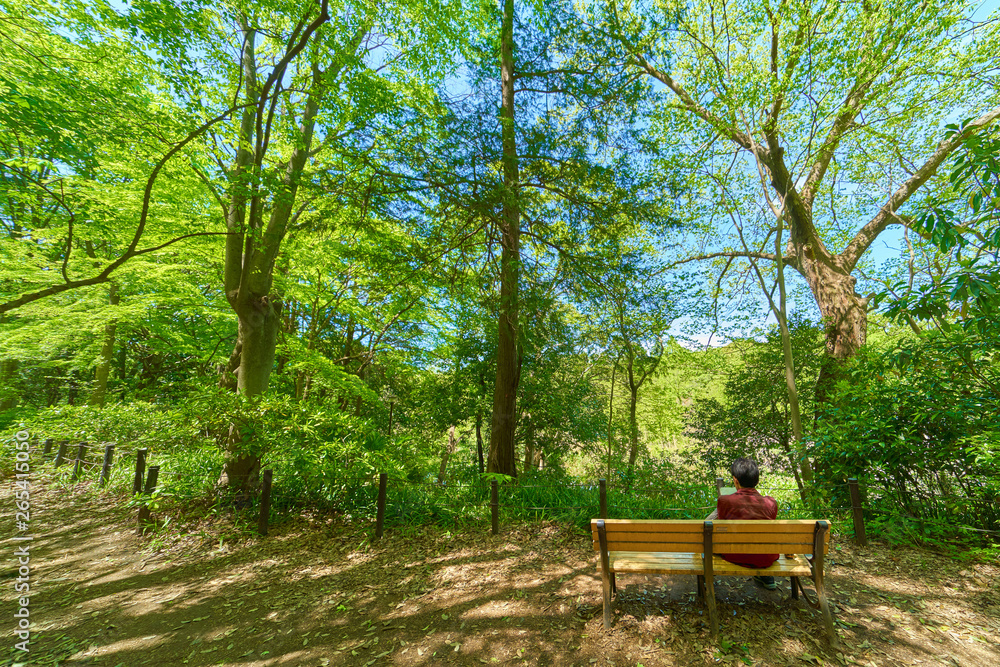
<box><xmin>0</xmin><ymin>358</ymin><xmax>17</xmax><ymax>411</ymax></box>
<box><xmin>217</xmin><ymin>10</ymin><xmax>342</xmax><ymax>491</ymax></box>
<box><xmin>438</xmin><ymin>426</ymin><xmax>457</xmax><ymax>484</ymax></box>
<box><xmin>487</xmin><ymin>0</ymin><xmax>521</xmax><ymax>478</ymax></box>
<box><xmin>475</xmin><ymin>408</ymin><xmax>485</xmax><ymax>475</ymax></box>
<box><xmin>88</xmin><ymin>283</ymin><xmax>121</xmax><ymax>407</ymax></box>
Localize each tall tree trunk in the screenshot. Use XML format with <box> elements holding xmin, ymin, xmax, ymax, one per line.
<box><xmin>218</xmin><ymin>14</ymin><xmax>333</xmax><ymax>491</ymax></box>
<box><xmin>338</xmin><ymin>314</ymin><xmax>356</xmax><ymax>410</ymax></box>
<box><xmin>773</xmin><ymin>221</ymin><xmax>814</xmax><ymax>485</ymax></box>
<box><xmin>218</xmin><ymin>19</ymin><xmax>257</xmax><ymax>395</ymax></box>
<box><xmin>800</xmin><ymin>262</ymin><xmax>867</xmax><ymax>407</ymax></box>
<box><xmin>88</xmin><ymin>283</ymin><xmax>120</xmax><ymax>407</ymax></box>
<box><xmin>627</xmin><ymin>380</ymin><xmax>640</xmax><ymax>471</ymax></box>
<box><xmin>438</xmin><ymin>426</ymin><xmax>457</xmax><ymax>484</ymax></box>
<box><xmin>606</xmin><ymin>354</ymin><xmax>618</xmax><ymax>481</ymax></box>
<box><xmin>622</xmin><ymin>345</ymin><xmax>659</xmax><ymax>473</ymax></box>
<box><xmin>234</xmin><ymin>303</ymin><xmax>282</xmax><ymax>396</ymax></box>
<box><xmin>522</xmin><ymin>415</ymin><xmax>536</xmax><ymax>472</ymax></box>
<box><xmin>0</xmin><ymin>358</ymin><xmax>17</xmax><ymax>411</ymax></box>
<box><xmin>487</xmin><ymin>0</ymin><xmax>520</xmax><ymax>478</ymax></box>
<box><xmin>475</xmin><ymin>407</ymin><xmax>485</xmax><ymax>474</ymax></box>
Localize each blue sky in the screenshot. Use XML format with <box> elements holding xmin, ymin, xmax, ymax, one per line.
<box><xmin>673</xmin><ymin>0</ymin><xmax>1000</xmax><ymax>347</ymax></box>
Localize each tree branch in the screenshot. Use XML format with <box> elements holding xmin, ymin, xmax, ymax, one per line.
<box><xmin>0</xmin><ymin>101</ymin><xmax>255</xmax><ymax>315</ymax></box>
<box><xmin>665</xmin><ymin>250</ymin><xmax>778</xmax><ymax>270</ymax></box>
<box><xmin>841</xmin><ymin>106</ymin><xmax>1000</xmax><ymax>269</ymax></box>
<box><xmin>800</xmin><ymin>77</ymin><xmax>876</xmax><ymax>207</ymax></box>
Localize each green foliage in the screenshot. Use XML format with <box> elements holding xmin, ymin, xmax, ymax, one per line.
<box><xmin>2</xmin><ymin>0</ymin><xmax>998</xmax><ymax>555</ymax></box>
<box><xmin>877</xmin><ymin>126</ymin><xmax>1000</xmax><ymax>339</ymax></box>
<box><xmin>812</xmin><ymin>343</ymin><xmax>992</xmax><ymax>481</ymax></box>
<box><xmin>186</xmin><ymin>388</ymin><xmax>396</xmax><ymax>474</ymax></box>
<box><xmin>811</xmin><ymin>341</ymin><xmax>1000</xmax><ymax>544</ymax></box>
<box><xmin>4</xmin><ymin>402</ymin><xmax>199</xmax><ymax>447</ymax></box>
<box><xmin>688</xmin><ymin>318</ymin><xmax>824</xmax><ymax>477</ymax></box>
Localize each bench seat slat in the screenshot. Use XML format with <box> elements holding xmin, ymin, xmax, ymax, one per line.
<box><xmin>598</xmin><ymin>531</ymin><xmax>706</xmax><ymax>542</ymax></box>
<box><xmin>597</xmin><ymin>540</ymin><xmax>706</xmax><ymax>553</ymax></box>
<box><xmin>596</xmin><ymin>533</ymin><xmax>706</xmax><ymax>544</ymax></box>
<box><xmin>598</xmin><ymin>519</ymin><xmax>822</xmax><ymax>528</ymax></box>
<box><xmin>710</xmin><ymin>520</ymin><xmax>828</xmax><ymax>532</ymax></box>
<box><xmin>713</xmin><ymin>543</ymin><xmax>812</xmax><ymax>554</ymax></box>
<box><xmin>594</xmin><ymin>539</ymin><xmax>817</xmax><ymax>553</ymax></box>
<box><xmin>597</xmin><ymin>521</ymin><xmax>708</xmax><ymax>533</ymax></box>
<box><xmin>597</xmin><ymin>526</ymin><xmax>705</xmax><ymax>535</ymax></box>
<box><xmin>597</xmin><ymin>527</ymin><xmax>828</xmax><ymax>540</ymax></box>
<box><xmin>607</xmin><ymin>552</ymin><xmax>813</xmax><ymax>576</ymax></box>
<box><xmin>713</xmin><ymin>532</ymin><xmax>822</xmax><ymax>543</ymax></box>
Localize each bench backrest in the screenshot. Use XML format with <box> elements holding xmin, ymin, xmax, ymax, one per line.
<box><xmin>591</xmin><ymin>519</ymin><xmax>831</xmax><ymax>555</ymax></box>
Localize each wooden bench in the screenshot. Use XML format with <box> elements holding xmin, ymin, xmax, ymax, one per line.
<box><xmin>591</xmin><ymin>518</ymin><xmax>838</xmax><ymax>647</ymax></box>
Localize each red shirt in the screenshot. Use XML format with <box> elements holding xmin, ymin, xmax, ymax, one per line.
<box><xmin>716</xmin><ymin>488</ymin><xmax>778</xmax><ymax>569</ymax></box>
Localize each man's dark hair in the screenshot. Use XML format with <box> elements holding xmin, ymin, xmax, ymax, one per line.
<box><xmin>731</xmin><ymin>457</ymin><xmax>760</xmax><ymax>488</ymax></box>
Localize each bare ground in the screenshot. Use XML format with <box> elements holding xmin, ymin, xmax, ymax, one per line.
<box><xmin>2</xmin><ymin>479</ymin><xmax>999</xmax><ymax>667</ymax></box>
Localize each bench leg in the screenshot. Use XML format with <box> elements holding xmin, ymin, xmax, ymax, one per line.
<box><xmin>611</xmin><ymin>572</ymin><xmax>617</xmax><ymax>596</ymax></box>
<box><xmin>696</xmin><ymin>575</ymin><xmax>705</xmax><ymax>599</ymax></box>
<box><xmin>811</xmin><ymin>521</ymin><xmax>840</xmax><ymax>650</ymax></box>
<box><xmin>601</xmin><ymin>571</ymin><xmax>613</xmax><ymax>629</ymax></box>
<box><xmin>704</xmin><ymin>575</ymin><xmax>719</xmax><ymax>637</ymax></box>
<box><xmin>597</xmin><ymin>520</ymin><xmax>614</xmax><ymax>630</ymax></box>
<box><xmin>815</xmin><ymin>578</ymin><xmax>840</xmax><ymax>650</ymax></box>
<box><xmin>790</xmin><ymin>576</ymin><xmax>800</xmax><ymax>600</ymax></box>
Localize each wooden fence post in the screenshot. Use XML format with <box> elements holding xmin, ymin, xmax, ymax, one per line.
<box><xmin>491</xmin><ymin>480</ymin><xmax>499</xmax><ymax>536</ymax></box>
<box><xmin>99</xmin><ymin>444</ymin><xmax>115</xmax><ymax>488</ymax></box>
<box><xmin>133</xmin><ymin>448</ymin><xmax>148</xmax><ymax>494</ymax></box>
<box><xmin>848</xmin><ymin>478</ymin><xmax>867</xmax><ymax>547</ymax></box>
<box><xmin>72</xmin><ymin>442</ymin><xmax>88</xmax><ymax>481</ymax></box>
<box><xmin>54</xmin><ymin>441</ymin><xmax>68</xmax><ymax>467</ymax></box>
<box><xmin>375</xmin><ymin>473</ymin><xmax>387</xmax><ymax>540</ymax></box>
<box><xmin>136</xmin><ymin>465</ymin><xmax>160</xmax><ymax>535</ymax></box>
<box><xmin>258</xmin><ymin>469</ymin><xmax>273</xmax><ymax>537</ymax></box>
<box><xmin>599</xmin><ymin>478</ymin><xmax>607</xmax><ymax>519</ymax></box>
<box><xmin>42</xmin><ymin>438</ymin><xmax>53</xmax><ymax>460</ymax></box>
<box><xmin>715</xmin><ymin>477</ymin><xmax>725</xmax><ymax>496</ymax></box>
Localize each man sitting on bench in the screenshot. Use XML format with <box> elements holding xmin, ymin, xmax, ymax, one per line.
<box><xmin>706</xmin><ymin>457</ymin><xmax>779</xmax><ymax>590</ymax></box>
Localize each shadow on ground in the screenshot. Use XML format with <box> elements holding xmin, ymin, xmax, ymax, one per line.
<box><xmin>2</xmin><ymin>479</ymin><xmax>999</xmax><ymax>667</ymax></box>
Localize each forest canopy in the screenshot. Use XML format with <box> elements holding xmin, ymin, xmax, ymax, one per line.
<box><xmin>1</xmin><ymin>0</ymin><xmax>998</xmax><ymax>543</ymax></box>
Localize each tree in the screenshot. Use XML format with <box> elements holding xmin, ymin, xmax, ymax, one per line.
<box><xmin>839</xmin><ymin>124</ymin><xmax>1000</xmax><ymax>491</ymax></box>
<box><xmin>689</xmin><ymin>318</ymin><xmax>823</xmax><ymax>499</ymax></box>
<box><xmin>603</xmin><ymin>0</ymin><xmax>1000</xmax><ymax>399</ymax></box>
<box><xmin>0</xmin><ymin>0</ymin><xmax>244</xmax><ymax>317</ymax></box>
<box><xmin>0</xmin><ymin>1</ymin><xmax>231</xmax><ymax>408</ymax></box>
<box><xmin>488</xmin><ymin>0</ymin><xmax>522</xmax><ymax>477</ymax></box>
<box><xmin>175</xmin><ymin>0</ymin><xmax>476</xmax><ymax>489</ymax></box>
<box><xmin>574</xmin><ymin>246</ymin><xmax>676</xmax><ymax>472</ymax></box>
<box><xmin>878</xmin><ymin>124</ymin><xmax>1000</xmax><ymax>348</ymax></box>
<box><xmin>418</xmin><ymin>0</ymin><xmax>666</xmax><ymax>476</ymax></box>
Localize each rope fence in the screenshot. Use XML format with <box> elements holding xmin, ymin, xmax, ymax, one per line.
<box><xmin>16</xmin><ymin>434</ymin><xmax>1000</xmax><ymax>545</ymax></box>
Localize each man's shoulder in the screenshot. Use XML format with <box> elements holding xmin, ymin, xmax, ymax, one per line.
<box><xmin>719</xmin><ymin>489</ymin><xmax>778</xmax><ymax>520</ymax></box>
<box><xmin>716</xmin><ymin>493</ymin><xmax>739</xmax><ymax>509</ymax></box>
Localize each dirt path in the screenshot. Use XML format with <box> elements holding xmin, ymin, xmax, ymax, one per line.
<box><xmin>2</xmin><ymin>479</ymin><xmax>999</xmax><ymax>667</ymax></box>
